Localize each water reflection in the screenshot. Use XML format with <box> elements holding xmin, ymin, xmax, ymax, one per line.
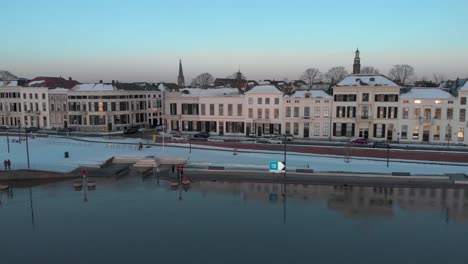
<box><xmin>188</xmin><ymin>181</ymin><xmax>468</xmax><ymax>223</ymax></box>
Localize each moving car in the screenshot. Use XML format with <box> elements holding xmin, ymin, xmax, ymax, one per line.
<box><xmin>373</xmin><ymin>141</ymin><xmax>391</xmax><ymax>148</ymax></box>
<box><xmin>124</xmin><ymin>126</ymin><xmax>139</xmax><ymax>134</ymax></box>
<box><xmin>351</xmin><ymin>138</ymin><xmax>368</xmax><ymax>144</ymax></box>
<box><xmin>267</xmin><ymin>138</ymin><xmax>283</xmax><ymax>144</ymax></box>
<box><xmin>194</xmin><ymin>131</ymin><xmax>210</xmax><ymax>138</ymax></box>
<box><xmin>171</xmin><ymin>135</ymin><xmax>187</xmax><ymax>141</ymax></box>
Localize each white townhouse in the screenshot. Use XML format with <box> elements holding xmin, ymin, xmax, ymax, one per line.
<box><xmin>48</xmin><ymin>88</ymin><xmax>68</xmax><ymax>128</ymax></box>
<box><xmin>455</xmin><ymin>82</ymin><xmax>468</xmax><ymax>145</ymax></box>
<box><xmin>20</xmin><ymin>87</ymin><xmax>50</xmax><ymax>128</ymax></box>
<box><xmin>66</xmin><ymin>83</ymin><xmax>162</xmax><ymax>132</ymax></box>
<box><xmin>398</xmin><ymin>87</ymin><xmax>457</xmax><ymax>144</ymax></box>
<box><xmin>244</xmin><ymin>85</ymin><xmax>283</xmax><ymax>137</ymax></box>
<box><xmin>332</xmin><ymin>75</ymin><xmax>400</xmax><ymax>141</ymax></box>
<box><xmin>284</xmin><ymin>90</ymin><xmax>333</xmax><ymax>139</ymax></box>
<box><xmin>164</xmin><ymin>87</ymin><xmax>245</xmax><ymax>135</ymax></box>
<box><xmin>0</xmin><ymin>81</ymin><xmax>22</xmax><ymax>127</ymax></box>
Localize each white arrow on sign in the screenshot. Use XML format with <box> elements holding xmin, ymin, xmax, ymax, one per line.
<box><xmin>277</xmin><ymin>162</ymin><xmax>285</xmax><ymax>171</ymax></box>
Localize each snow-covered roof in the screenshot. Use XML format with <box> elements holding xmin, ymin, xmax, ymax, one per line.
<box><xmin>245</xmin><ymin>85</ymin><xmax>282</xmax><ymax>94</ymax></box>
<box><xmin>460</xmin><ymin>81</ymin><xmax>468</xmax><ymax>91</ymax></box>
<box><xmin>401</xmin><ymin>88</ymin><xmax>454</xmax><ymax>99</ymax></box>
<box><xmin>28</xmin><ymin>80</ymin><xmax>45</xmax><ymax>86</ymax></box>
<box><xmin>180</xmin><ymin>87</ymin><xmax>241</xmax><ymax>97</ymax></box>
<box><xmin>287</xmin><ymin>90</ymin><xmax>332</xmax><ymax>99</ymax></box>
<box><xmin>0</xmin><ymin>80</ymin><xmax>18</xmax><ymax>86</ymax></box>
<box><xmin>337</xmin><ymin>75</ymin><xmax>398</xmax><ymax>87</ymax></box>
<box><xmin>49</xmin><ymin>88</ymin><xmax>69</xmax><ymax>92</ymax></box>
<box><xmin>71</xmin><ymin>83</ymin><xmax>116</xmax><ymax>91</ymax></box>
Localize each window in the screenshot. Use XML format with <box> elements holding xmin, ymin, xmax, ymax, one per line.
<box><xmin>323</xmin><ymin>123</ymin><xmax>329</xmax><ymax>137</ymax></box>
<box><xmin>447</xmin><ymin>108</ymin><xmax>453</xmax><ymax>120</ymax></box>
<box><xmin>448</xmin><ymin>100</ymin><xmax>453</xmax><ymax>104</ymax></box>
<box><xmin>248</xmin><ymin>98</ymin><xmax>253</xmax><ymax>104</ymax></box>
<box><xmin>265</xmin><ymin>98</ymin><xmax>270</xmax><ymax>104</ymax></box>
<box><xmin>413</xmin><ymin>108</ymin><xmax>420</xmax><ymax>119</ymax></box>
<box><xmin>210</xmin><ymin>104</ymin><xmax>214</xmax><ymax>115</ymax></box>
<box><xmin>274</xmin><ymin>109</ymin><xmax>279</xmax><ymax>119</ymax></box>
<box><xmin>460</xmin><ymin>109</ymin><xmax>466</xmax><ymax>122</ymax></box>
<box><xmin>414</xmin><ymin>100</ymin><xmax>421</xmax><ymax>104</ymax></box>
<box><xmin>274</xmin><ymin>98</ymin><xmax>279</xmax><ymax>105</ymax></box>
<box><xmin>285</xmin><ymin>122</ymin><xmax>291</xmax><ymax>134</ymax></box>
<box><xmin>314</xmin><ymin>107</ymin><xmax>320</xmax><ymax>118</ymax></box>
<box><xmin>461</xmin><ymin>97</ymin><xmax>466</xmax><ymax>105</ymax></box>
<box><xmin>293</xmin><ymin>107</ymin><xmax>299</xmax><ymax>117</ymax></box>
<box><xmin>434</xmin><ymin>108</ymin><xmax>441</xmax><ymax>119</ymax></box>
<box><xmin>336</xmin><ymin>106</ymin><xmax>345</xmax><ymax>118</ymax></box>
<box><xmin>219</xmin><ymin>104</ymin><xmax>224</xmax><ymax>116</ymax></box>
<box><xmin>403</xmin><ymin>107</ymin><xmax>409</xmax><ymax>119</ymax></box>
<box><xmin>285</xmin><ymin>107</ymin><xmax>291</xmax><ymax>117</ymax></box>
<box><xmin>257</xmin><ymin>98</ymin><xmax>262</xmax><ymax>104</ymax></box>
<box><xmin>435</xmin><ymin>100</ymin><xmax>442</xmax><ymax>104</ymax></box>
<box><xmin>42</xmin><ymin>102</ymin><xmax>46</xmax><ymax>111</ymax></box>
<box><xmin>423</xmin><ymin>108</ymin><xmax>431</xmax><ymax>120</ymax></box>
<box><xmin>35</xmin><ymin>93</ymin><xmax>38</xmax><ymax>99</ymax></box>
<box><xmin>237</xmin><ymin>104</ymin><xmax>242</xmax><ymax>116</ymax></box>
<box><xmin>403</xmin><ymin>100</ymin><xmax>409</xmax><ymax>104</ymax></box>
<box><xmin>375</xmin><ymin>124</ymin><xmax>384</xmax><ymax>138</ymax></box>
<box><xmin>201</xmin><ymin>104</ymin><xmax>206</xmax><ymax>115</ymax></box>
<box><xmin>170</xmin><ymin>103</ymin><xmax>177</xmax><ymax>115</ymax></box>
<box><xmin>412</xmin><ymin>126</ymin><xmax>419</xmax><ymax>140</ymax></box>
<box><xmin>257</xmin><ymin>108</ymin><xmax>262</xmax><ymax>119</ymax></box>
<box><xmin>401</xmin><ymin>125</ymin><xmax>408</xmax><ymax>139</ymax></box>
<box><xmin>314</xmin><ymin>123</ymin><xmax>320</xmax><ymax>136</ymax></box>
<box><xmin>362</xmin><ymin>93</ymin><xmax>369</xmax><ymax>102</ymax></box>
<box><xmin>228</xmin><ymin>104</ymin><xmax>233</xmax><ymax>116</ymax></box>
<box><xmin>293</xmin><ymin>122</ymin><xmax>299</xmax><ymax>135</ymax></box>
<box><xmin>265</xmin><ymin>109</ymin><xmax>270</xmax><ymax>119</ymax></box>
<box><xmin>304</xmin><ymin>107</ymin><xmax>310</xmax><ymax>118</ymax></box>
<box><xmin>458</xmin><ymin>128</ymin><xmax>464</xmax><ymax>142</ymax></box>
<box><xmin>433</xmin><ymin>125</ymin><xmax>440</xmax><ymax>140</ymax></box>
<box><xmin>323</xmin><ymin>107</ymin><xmax>329</xmax><ymax>118</ymax></box>
<box><xmin>248</xmin><ymin>108</ymin><xmax>253</xmax><ymax>118</ymax></box>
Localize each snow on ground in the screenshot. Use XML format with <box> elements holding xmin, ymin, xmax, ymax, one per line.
<box><xmin>0</xmin><ymin>136</ymin><xmax>466</xmax><ymax>175</ymax></box>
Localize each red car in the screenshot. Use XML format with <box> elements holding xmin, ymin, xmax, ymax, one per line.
<box><xmin>351</xmin><ymin>138</ymin><xmax>368</xmax><ymax>144</ymax></box>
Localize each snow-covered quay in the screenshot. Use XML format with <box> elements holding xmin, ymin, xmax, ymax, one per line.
<box><xmin>1</xmin><ymin>136</ymin><xmax>467</xmax><ymax>176</ymax></box>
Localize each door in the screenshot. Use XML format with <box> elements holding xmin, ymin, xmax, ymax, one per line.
<box><xmin>423</xmin><ymin>125</ymin><xmax>430</xmax><ymax>141</ymax></box>
<box><xmin>219</xmin><ymin>122</ymin><xmax>224</xmax><ymax>135</ymax></box>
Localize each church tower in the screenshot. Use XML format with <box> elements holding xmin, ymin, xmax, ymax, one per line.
<box><xmin>353</xmin><ymin>49</ymin><xmax>361</xmax><ymax>74</ymax></box>
<box><xmin>177</xmin><ymin>59</ymin><xmax>185</xmax><ymax>87</ymax></box>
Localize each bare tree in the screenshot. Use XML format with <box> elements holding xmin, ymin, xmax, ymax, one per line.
<box><xmin>226</xmin><ymin>72</ymin><xmax>247</xmax><ymax>80</ymax></box>
<box><xmin>433</xmin><ymin>73</ymin><xmax>446</xmax><ymax>84</ymax></box>
<box><xmin>325</xmin><ymin>66</ymin><xmax>348</xmax><ymax>86</ymax></box>
<box><xmin>360</xmin><ymin>66</ymin><xmax>380</xmax><ymax>75</ymax></box>
<box><xmin>191</xmin><ymin>73</ymin><xmax>214</xmax><ymax>88</ymax></box>
<box><xmin>388</xmin><ymin>64</ymin><xmax>415</xmax><ymax>85</ymax></box>
<box><xmin>300</xmin><ymin>68</ymin><xmax>321</xmax><ymax>90</ymax></box>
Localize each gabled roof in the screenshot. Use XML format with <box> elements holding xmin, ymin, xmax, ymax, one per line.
<box><xmin>459</xmin><ymin>81</ymin><xmax>468</xmax><ymax>91</ymax></box>
<box><xmin>337</xmin><ymin>74</ymin><xmax>398</xmax><ymax>87</ymax></box>
<box><xmin>27</xmin><ymin>77</ymin><xmax>79</xmax><ymax>89</ymax></box>
<box><xmin>245</xmin><ymin>85</ymin><xmax>282</xmax><ymax>94</ymax></box>
<box><xmin>0</xmin><ymin>70</ymin><xmax>18</xmax><ymax>81</ymax></box>
<box><xmin>401</xmin><ymin>87</ymin><xmax>454</xmax><ymax>99</ymax></box>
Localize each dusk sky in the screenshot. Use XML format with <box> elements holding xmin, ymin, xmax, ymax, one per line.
<box><xmin>3</xmin><ymin>0</ymin><xmax>468</xmax><ymax>83</ymax></box>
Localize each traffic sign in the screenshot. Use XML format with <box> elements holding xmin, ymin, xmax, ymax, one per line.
<box><xmin>269</xmin><ymin>161</ymin><xmax>285</xmax><ymax>173</ymax></box>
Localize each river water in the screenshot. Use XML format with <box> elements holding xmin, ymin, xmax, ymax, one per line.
<box><xmin>1</xmin><ymin>177</ymin><xmax>468</xmax><ymax>264</ymax></box>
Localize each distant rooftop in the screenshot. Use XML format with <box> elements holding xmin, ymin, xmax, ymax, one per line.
<box><xmin>0</xmin><ymin>70</ymin><xmax>18</xmax><ymax>81</ymax></box>
<box><xmin>245</xmin><ymin>85</ymin><xmax>282</xmax><ymax>94</ymax></box>
<box><xmin>287</xmin><ymin>90</ymin><xmax>332</xmax><ymax>99</ymax></box>
<box><xmin>179</xmin><ymin>87</ymin><xmax>241</xmax><ymax>97</ymax></box>
<box><xmin>401</xmin><ymin>87</ymin><xmax>454</xmax><ymax>99</ymax></box>
<box><xmin>337</xmin><ymin>75</ymin><xmax>398</xmax><ymax>87</ymax></box>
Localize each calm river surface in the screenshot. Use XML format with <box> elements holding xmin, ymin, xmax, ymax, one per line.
<box><xmin>1</xmin><ymin>177</ymin><xmax>468</xmax><ymax>264</ymax></box>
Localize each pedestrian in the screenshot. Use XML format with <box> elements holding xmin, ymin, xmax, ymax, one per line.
<box><xmin>171</xmin><ymin>164</ymin><xmax>175</xmax><ymax>173</ymax></box>
<box><xmin>181</xmin><ymin>165</ymin><xmax>184</xmax><ymax>176</ymax></box>
<box><xmin>7</xmin><ymin>159</ymin><xmax>11</xmax><ymax>170</ymax></box>
<box><xmin>177</xmin><ymin>166</ymin><xmax>182</xmax><ymax>176</ymax></box>
<box><xmin>3</xmin><ymin>160</ymin><xmax>7</xmax><ymax>171</ymax></box>
<box><xmin>139</xmin><ymin>142</ymin><xmax>143</xmax><ymax>151</ymax></box>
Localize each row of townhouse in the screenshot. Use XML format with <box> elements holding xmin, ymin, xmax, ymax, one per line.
<box><xmin>0</xmin><ymin>81</ymin><xmax>163</xmax><ymax>132</ymax></box>
<box><xmin>164</xmin><ymin>74</ymin><xmax>468</xmax><ymax>145</ymax></box>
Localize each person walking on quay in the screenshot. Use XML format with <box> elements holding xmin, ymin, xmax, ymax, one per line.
<box><xmin>138</xmin><ymin>142</ymin><xmax>143</xmax><ymax>151</ymax></box>
<box><xmin>181</xmin><ymin>165</ymin><xmax>184</xmax><ymax>176</ymax></box>
<box><xmin>7</xmin><ymin>159</ymin><xmax>11</xmax><ymax>170</ymax></box>
<box><xmin>3</xmin><ymin>160</ymin><xmax>7</xmax><ymax>171</ymax></box>
<box><xmin>171</xmin><ymin>164</ymin><xmax>175</xmax><ymax>173</ymax></box>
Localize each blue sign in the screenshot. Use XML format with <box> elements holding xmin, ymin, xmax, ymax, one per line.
<box><xmin>269</xmin><ymin>161</ymin><xmax>285</xmax><ymax>172</ymax></box>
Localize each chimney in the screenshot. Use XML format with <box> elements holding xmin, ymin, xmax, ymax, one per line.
<box><xmin>99</xmin><ymin>80</ymin><xmax>103</xmax><ymax>84</ymax></box>
<box><xmin>69</xmin><ymin>77</ymin><xmax>72</xmax><ymax>81</ymax></box>
<box><xmin>112</xmin><ymin>80</ymin><xmax>115</xmax><ymax>84</ymax></box>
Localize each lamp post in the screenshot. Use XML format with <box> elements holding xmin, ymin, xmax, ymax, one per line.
<box><xmin>189</xmin><ymin>134</ymin><xmax>192</xmax><ymax>153</ymax></box>
<box><xmin>24</xmin><ymin>127</ymin><xmax>30</xmax><ymax>169</ymax></box>
<box><xmin>386</xmin><ymin>145</ymin><xmax>390</xmax><ymax>167</ymax></box>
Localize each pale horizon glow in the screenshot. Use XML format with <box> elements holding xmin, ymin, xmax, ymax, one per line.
<box><xmin>2</xmin><ymin>0</ymin><xmax>468</xmax><ymax>83</ymax></box>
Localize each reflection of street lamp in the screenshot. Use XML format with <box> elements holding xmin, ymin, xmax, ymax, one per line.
<box><xmin>24</xmin><ymin>127</ymin><xmax>30</xmax><ymax>169</ymax></box>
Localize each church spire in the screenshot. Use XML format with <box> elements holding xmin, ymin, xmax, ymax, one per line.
<box><xmin>177</xmin><ymin>59</ymin><xmax>185</xmax><ymax>87</ymax></box>
<box><xmin>353</xmin><ymin>49</ymin><xmax>361</xmax><ymax>74</ymax></box>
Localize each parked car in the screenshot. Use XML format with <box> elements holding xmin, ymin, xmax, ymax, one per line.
<box><xmin>124</xmin><ymin>126</ymin><xmax>139</xmax><ymax>134</ymax></box>
<box><xmin>351</xmin><ymin>138</ymin><xmax>368</xmax><ymax>144</ymax></box>
<box><xmin>26</xmin><ymin>127</ymin><xmax>40</xmax><ymax>132</ymax></box>
<box><xmin>0</xmin><ymin>125</ymin><xmax>10</xmax><ymax>130</ymax></box>
<box><xmin>194</xmin><ymin>131</ymin><xmax>210</xmax><ymax>138</ymax></box>
<box><xmin>171</xmin><ymin>135</ymin><xmax>187</xmax><ymax>141</ymax></box>
<box><xmin>267</xmin><ymin>138</ymin><xmax>283</xmax><ymax>144</ymax></box>
<box><xmin>57</xmin><ymin>127</ymin><xmax>74</xmax><ymax>133</ymax></box>
<box><xmin>373</xmin><ymin>141</ymin><xmax>391</xmax><ymax>148</ymax></box>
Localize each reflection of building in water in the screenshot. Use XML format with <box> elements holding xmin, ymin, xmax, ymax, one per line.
<box><xmin>190</xmin><ymin>181</ymin><xmax>468</xmax><ymax>222</ymax></box>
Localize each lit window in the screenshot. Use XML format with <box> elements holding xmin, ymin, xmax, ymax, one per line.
<box><xmin>435</xmin><ymin>100</ymin><xmax>442</xmax><ymax>104</ymax></box>
<box><xmin>414</xmin><ymin>100</ymin><xmax>421</xmax><ymax>104</ymax></box>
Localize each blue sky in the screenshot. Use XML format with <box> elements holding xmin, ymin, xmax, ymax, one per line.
<box><xmin>2</xmin><ymin>0</ymin><xmax>468</xmax><ymax>82</ymax></box>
